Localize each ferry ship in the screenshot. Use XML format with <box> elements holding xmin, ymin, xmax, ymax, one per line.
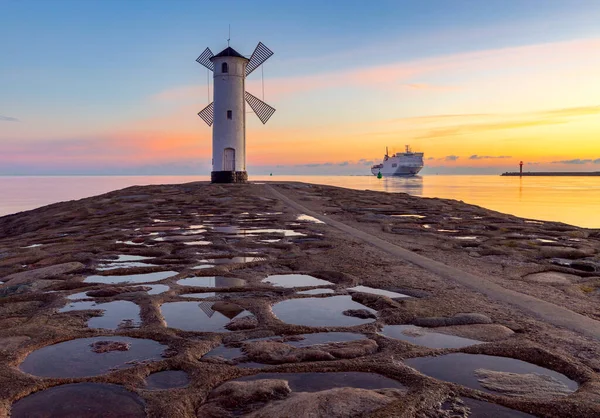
<box><xmin>371</xmin><ymin>146</ymin><xmax>424</xmax><ymax>177</ymax></box>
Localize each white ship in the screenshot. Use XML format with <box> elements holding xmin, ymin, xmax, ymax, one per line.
<box><xmin>371</xmin><ymin>146</ymin><xmax>424</xmax><ymax>177</ymax></box>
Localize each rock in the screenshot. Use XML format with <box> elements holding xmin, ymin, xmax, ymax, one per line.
<box><xmin>247</xmin><ymin>387</ymin><xmax>399</xmax><ymax>418</ymax></box>
<box><xmin>474</xmin><ymin>369</ymin><xmax>574</xmax><ymax>397</ymax></box>
<box><xmin>225</xmin><ymin>316</ymin><xmax>258</xmax><ymax>331</ymax></box>
<box><xmin>1</xmin><ymin>262</ymin><xmax>85</xmax><ymax>286</ymax></box>
<box><xmin>434</xmin><ymin>324</ymin><xmax>515</xmax><ymax>342</ymax></box>
<box><xmin>0</xmin><ymin>336</ymin><xmax>31</xmax><ymax>352</ymax></box>
<box><xmin>87</xmin><ymin>286</ymin><xmax>149</xmax><ymax>297</ymax></box>
<box><xmin>208</xmin><ymin>379</ymin><xmax>291</xmax><ymax>409</ymax></box>
<box><xmin>413</xmin><ymin>313</ymin><xmax>492</xmax><ymax>327</ymax></box>
<box><xmin>523</xmin><ymin>272</ymin><xmax>580</xmax><ymax>285</ymax></box>
<box><xmin>343</xmin><ymin>309</ymin><xmax>377</xmax><ymax>319</ymax></box>
<box><xmin>90</xmin><ymin>340</ymin><xmax>131</xmax><ymax>353</ymax></box>
<box><xmin>540</xmin><ymin>247</ymin><xmax>593</xmax><ymax>260</ymax></box>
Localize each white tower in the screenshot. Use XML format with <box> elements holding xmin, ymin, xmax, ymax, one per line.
<box><xmin>196</xmin><ymin>43</ymin><xmax>276</xmax><ymax>183</ymax></box>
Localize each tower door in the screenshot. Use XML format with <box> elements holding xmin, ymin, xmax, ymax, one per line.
<box><xmin>223</xmin><ymin>148</ymin><xmax>235</xmax><ymax>171</ymax></box>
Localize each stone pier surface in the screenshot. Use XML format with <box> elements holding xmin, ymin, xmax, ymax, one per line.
<box><xmin>1</xmin><ymin>181</ymin><xmax>599</xmax><ymax>418</ymax></box>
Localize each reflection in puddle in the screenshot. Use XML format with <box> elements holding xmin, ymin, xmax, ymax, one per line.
<box><xmin>10</xmin><ymin>383</ymin><xmax>146</xmax><ymax>418</ymax></box>
<box><xmin>84</xmin><ymin>271</ymin><xmax>178</xmax><ymax>284</ymax></box>
<box><xmin>455</xmin><ymin>236</ymin><xmax>479</xmax><ymax>240</ymax></box>
<box><xmin>297</xmin><ymin>288</ymin><xmax>336</xmax><ymax>295</ymax></box>
<box><xmin>405</xmin><ymin>353</ymin><xmax>577</xmax><ymax>396</ymax></box>
<box><xmin>262</xmin><ymin>274</ymin><xmax>334</xmax><ymax>288</ymax></box>
<box><xmin>145</xmin><ymin>370</ymin><xmax>190</xmax><ymax>390</ymax></box>
<box><xmin>536</xmin><ymin>238</ymin><xmax>557</xmax><ymax>243</ymax></box>
<box><xmin>161</xmin><ymin>301</ymin><xmax>252</xmax><ymax>332</ymax></box>
<box><xmin>183</xmin><ymin>240</ymin><xmax>212</xmax><ymax>246</ymax></box>
<box><xmin>438</xmin><ymin>229</ymin><xmax>459</xmax><ymax>233</ymax></box>
<box><xmin>59</xmin><ymin>300</ymin><xmax>141</xmax><ymax>329</ymax></box>
<box><xmin>19</xmin><ymin>336</ymin><xmax>166</xmax><ymax>377</ymax></box>
<box><xmin>296</xmin><ymin>214</ymin><xmax>325</xmax><ymax>224</ymax></box>
<box><xmin>176</xmin><ymin>276</ymin><xmax>246</xmax><ymax>287</ymax></box>
<box><xmin>21</xmin><ymin>244</ymin><xmax>43</xmax><ymax>248</ymax></box>
<box><xmin>272</xmin><ymin>295</ymin><xmax>376</xmax><ymax>326</ymax></box>
<box><xmin>391</xmin><ymin>214</ymin><xmax>425</xmax><ymax>219</ymax></box>
<box><xmin>234</xmin><ymin>372</ymin><xmax>405</xmax><ymax>392</ymax></box>
<box><xmin>67</xmin><ymin>291</ymin><xmax>92</xmax><ymax>300</ymax></box>
<box><xmin>181</xmin><ymin>292</ymin><xmax>217</xmax><ymax>299</ymax></box>
<box><xmin>381</xmin><ymin>325</ymin><xmax>482</xmax><ymax>348</ymax></box>
<box><xmin>145</xmin><ymin>284</ymin><xmax>170</xmax><ymax>295</ymax></box>
<box><xmin>106</xmin><ymin>255</ymin><xmax>153</xmax><ymax>262</ymax></box>
<box><xmin>348</xmin><ymin>285</ymin><xmax>410</xmax><ymax>299</ymax></box>
<box><xmin>97</xmin><ymin>261</ymin><xmax>156</xmax><ymax>271</ymax></box>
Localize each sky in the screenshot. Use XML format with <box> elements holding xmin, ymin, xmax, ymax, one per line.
<box><xmin>1</xmin><ymin>0</ymin><xmax>600</xmax><ymax>176</ymax></box>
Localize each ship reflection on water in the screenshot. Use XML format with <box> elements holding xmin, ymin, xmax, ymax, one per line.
<box><xmin>380</xmin><ymin>176</ymin><xmax>424</xmax><ymax>195</ymax></box>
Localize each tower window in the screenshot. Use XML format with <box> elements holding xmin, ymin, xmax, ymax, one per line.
<box><xmin>227</xmin><ymin>110</ymin><xmax>232</xmax><ymax>119</ymax></box>
<box><xmin>222</xmin><ymin>62</ymin><xmax>228</xmax><ymax>73</ymax></box>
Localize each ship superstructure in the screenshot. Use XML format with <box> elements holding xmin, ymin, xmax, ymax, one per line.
<box><xmin>371</xmin><ymin>146</ymin><xmax>424</xmax><ymax>177</ymax></box>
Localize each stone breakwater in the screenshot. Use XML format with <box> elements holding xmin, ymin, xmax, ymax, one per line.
<box><xmin>0</xmin><ymin>181</ymin><xmax>599</xmax><ymax>417</ymax></box>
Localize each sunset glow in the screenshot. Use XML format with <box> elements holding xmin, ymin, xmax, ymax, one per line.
<box><xmin>2</xmin><ymin>1</ymin><xmax>600</xmax><ymax>175</ymax></box>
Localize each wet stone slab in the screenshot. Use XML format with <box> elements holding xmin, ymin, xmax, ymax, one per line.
<box><xmin>161</xmin><ymin>301</ymin><xmax>252</xmax><ymax>332</ymax></box>
<box><xmin>262</xmin><ymin>274</ymin><xmax>334</xmax><ymax>288</ymax></box>
<box><xmin>145</xmin><ymin>370</ymin><xmax>190</xmax><ymax>390</ymax></box>
<box><xmin>20</xmin><ymin>336</ymin><xmax>167</xmax><ymax>378</ymax></box>
<box><xmin>380</xmin><ymin>325</ymin><xmax>482</xmax><ymax>349</ymax></box>
<box><xmin>272</xmin><ymin>295</ymin><xmax>377</xmax><ymax>327</ymax></box>
<box><xmin>84</xmin><ymin>271</ymin><xmax>178</xmax><ymax>284</ymax></box>
<box><xmin>11</xmin><ymin>383</ymin><xmax>146</xmax><ymax>418</ymax></box>
<box><xmin>347</xmin><ymin>285</ymin><xmax>411</xmax><ymax>299</ymax></box>
<box><xmin>405</xmin><ymin>353</ymin><xmax>578</xmax><ymax>397</ymax></box>
<box><xmin>234</xmin><ymin>371</ymin><xmax>405</xmax><ymax>392</ymax></box>
<box><xmin>176</xmin><ymin>276</ymin><xmax>246</xmax><ymax>288</ymax></box>
<box><xmin>59</xmin><ymin>300</ymin><xmax>141</xmax><ymax>330</ymax></box>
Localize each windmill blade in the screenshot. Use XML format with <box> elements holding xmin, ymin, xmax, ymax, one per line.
<box><xmin>196</xmin><ymin>47</ymin><xmax>214</xmax><ymax>71</ymax></box>
<box><xmin>245</xmin><ymin>91</ymin><xmax>276</xmax><ymax>124</ymax></box>
<box><xmin>245</xmin><ymin>42</ymin><xmax>273</xmax><ymax>76</ymax></box>
<box><xmin>197</xmin><ymin>102</ymin><xmax>214</xmax><ymax>126</ymax></box>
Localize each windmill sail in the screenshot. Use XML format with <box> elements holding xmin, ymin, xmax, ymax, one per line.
<box><xmin>245</xmin><ymin>92</ymin><xmax>276</xmax><ymax>124</ymax></box>
<box><xmin>198</xmin><ymin>102</ymin><xmax>214</xmax><ymax>126</ymax></box>
<box><xmin>245</xmin><ymin>42</ymin><xmax>273</xmax><ymax>76</ymax></box>
<box><xmin>196</xmin><ymin>47</ymin><xmax>214</xmax><ymax>71</ymax></box>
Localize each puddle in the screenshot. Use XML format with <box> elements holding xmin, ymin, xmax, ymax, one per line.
<box><xmin>183</xmin><ymin>240</ymin><xmax>212</xmax><ymax>246</ymax></box>
<box><xmin>10</xmin><ymin>383</ymin><xmax>146</xmax><ymax>418</ymax></box>
<box><xmin>67</xmin><ymin>291</ymin><xmax>92</xmax><ymax>300</ymax></box>
<box><xmin>145</xmin><ymin>284</ymin><xmax>170</xmax><ymax>295</ymax></box>
<box><xmin>115</xmin><ymin>240</ymin><xmax>147</xmax><ymax>246</ymax></box>
<box><xmin>205</xmin><ymin>256</ymin><xmax>266</xmax><ymax>264</ymax></box>
<box><xmin>536</xmin><ymin>238</ymin><xmax>558</xmax><ymax>243</ymax></box>
<box><xmin>455</xmin><ymin>236</ymin><xmax>479</xmax><ymax>240</ymax></box>
<box><xmin>391</xmin><ymin>214</ymin><xmax>425</xmax><ymax>219</ymax></box>
<box><xmin>422</xmin><ymin>224</ymin><xmax>432</xmax><ymax>229</ymax></box>
<box><xmin>145</xmin><ymin>370</ymin><xmax>190</xmax><ymax>390</ymax></box>
<box><xmin>181</xmin><ymin>292</ymin><xmax>217</xmax><ymax>299</ymax></box>
<box><xmin>262</xmin><ymin>274</ymin><xmax>334</xmax><ymax>288</ymax></box>
<box><xmin>234</xmin><ymin>372</ymin><xmax>404</xmax><ymax>392</ymax></box>
<box><xmin>348</xmin><ymin>285</ymin><xmax>410</xmax><ymax>299</ymax></box>
<box><xmin>296</xmin><ymin>214</ymin><xmax>325</xmax><ymax>224</ymax></box>
<box><xmin>106</xmin><ymin>255</ymin><xmax>153</xmax><ymax>262</ymax></box>
<box><xmin>20</xmin><ymin>336</ymin><xmax>166</xmax><ymax>377</ymax></box>
<box><xmin>188</xmin><ymin>224</ymin><xmax>206</xmax><ymax>229</ymax></box>
<box><xmin>176</xmin><ymin>276</ymin><xmax>246</xmax><ymax>288</ymax></box>
<box><xmin>84</xmin><ymin>270</ymin><xmax>178</xmax><ymax>284</ymax></box>
<box><xmin>297</xmin><ymin>288</ymin><xmax>336</xmax><ymax>295</ymax></box>
<box><xmin>59</xmin><ymin>300</ymin><xmax>141</xmax><ymax>329</ymax></box>
<box><xmin>192</xmin><ymin>264</ymin><xmax>216</xmax><ymax>270</ymax></box>
<box><xmin>405</xmin><ymin>353</ymin><xmax>577</xmax><ymax>396</ymax></box>
<box><xmin>21</xmin><ymin>244</ymin><xmax>43</xmax><ymax>248</ymax></box>
<box><xmin>381</xmin><ymin>325</ymin><xmax>482</xmax><ymax>348</ymax></box>
<box><xmin>444</xmin><ymin>397</ymin><xmax>536</xmax><ymax>418</ymax></box>
<box><xmin>438</xmin><ymin>229</ymin><xmax>459</xmax><ymax>233</ymax></box>
<box><xmin>525</xmin><ymin>220</ymin><xmax>544</xmax><ymax>224</ymax></box>
<box><xmin>161</xmin><ymin>301</ymin><xmax>252</xmax><ymax>332</ymax></box>
<box><xmin>272</xmin><ymin>295</ymin><xmax>376</xmax><ymax>326</ymax></box>
<box><xmin>97</xmin><ymin>261</ymin><xmax>157</xmax><ymax>271</ymax></box>
<box><xmin>253</xmin><ymin>229</ymin><xmax>306</xmax><ymax>237</ymax></box>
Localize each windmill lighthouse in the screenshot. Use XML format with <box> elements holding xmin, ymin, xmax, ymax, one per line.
<box><xmin>196</xmin><ymin>42</ymin><xmax>276</xmax><ymax>183</ymax></box>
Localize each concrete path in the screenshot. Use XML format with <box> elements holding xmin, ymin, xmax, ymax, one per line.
<box><xmin>267</xmin><ymin>184</ymin><xmax>600</xmax><ymax>340</ymax></box>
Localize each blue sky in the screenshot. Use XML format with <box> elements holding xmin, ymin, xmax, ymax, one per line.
<box><xmin>1</xmin><ymin>0</ymin><xmax>600</xmax><ymax>175</ymax></box>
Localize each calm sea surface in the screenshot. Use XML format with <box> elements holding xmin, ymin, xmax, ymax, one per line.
<box><xmin>0</xmin><ymin>175</ymin><xmax>599</xmax><ymax>228</ymax></box>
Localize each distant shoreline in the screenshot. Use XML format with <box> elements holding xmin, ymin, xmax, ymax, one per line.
<box><xmin>501</xmin><ymin>172</ymin><xmax>600</xmax><ymax>177</ymax></box>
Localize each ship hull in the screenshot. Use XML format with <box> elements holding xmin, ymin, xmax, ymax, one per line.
<box><xmin>371</xmin><ymin>165</ymin><xmax>422</xmax><ymax>176</ymax></box>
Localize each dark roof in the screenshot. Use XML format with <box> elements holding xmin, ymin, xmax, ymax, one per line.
<box><xmin>210</xmin><ymin>46</ymin><xmax>248</xmax><ymax>61</ymax></box>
